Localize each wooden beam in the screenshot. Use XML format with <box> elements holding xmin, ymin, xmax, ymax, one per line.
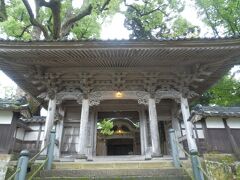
<box><xmin>223</xmin><ymin>118</ymin><xmax>240</xmax><ymax>160</ymax></box>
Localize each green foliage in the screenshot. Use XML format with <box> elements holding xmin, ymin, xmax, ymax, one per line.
<box><xmin>195</xmin><ymin>0</ymin><xmax>240</xmax><ymax>36</ymax></box>
<box><xmin>124</xmin><ymin>0</ymin><xmax>200</xmax><ymax>39</ymax></box>
<box><xmin>0</xmin><ymin>0</ymin><xmax>121</xmax><ymax>40</ymax></box>
<box><xmin>0</xmin><ymin>0</ymin><xmax>31</xmax><ymax>40</ymax></box>
<box><xmin>203</xmin><ymin>153</ymin><xmax>238</xmax><ymax>180</ymax></box>
<box><xmin>71</xmin><ymin>15</ymin><xmax>101</xmax><ymax>39</ymax></box>
<box><xmin>27</xmin><ymin>95</ymin><xmax>41</xmax><ymax>115</ymax></box>
<box><xmin>97</xmin><ymin>119</ymin><xmax>114</xmax><ymax>136</ymax></box>
<box><xmin>172</xmin><ymin>17</ymin><xmax>200</xmax><ymax>38</ymax></box>
<box><xmin>5</xmin><ymin>163</ymin><xmax>43</xmax><ymax>179</ymax></box>
<box><xmin>195</xmin><ymin>76</ymin><xmax>240</xmax><ymax>106</ymax></box>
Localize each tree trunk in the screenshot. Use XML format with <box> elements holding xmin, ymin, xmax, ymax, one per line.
<box><xmin>0</xmin><ymin>0</ymin><xmax>7</xmax><ymax>21</ymax></box>
<box><xmin>31</xmin><ymin>0</ymin><xmax>41</xmax><ymax>40</ymax></box>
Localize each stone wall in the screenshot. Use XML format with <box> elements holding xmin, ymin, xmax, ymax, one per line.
<box><xmin>203</xmin><ymin>153</ymin><xmax>240</xmax><ymax>180</ymax></box>
<box><xmin>0</xmin><ymin>154</ymin><xmax>11</xmax><ymax>180</ymax></box>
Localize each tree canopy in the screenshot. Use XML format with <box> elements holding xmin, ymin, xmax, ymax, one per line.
<box><xmin>195</xmin><ymin>0</ymin><xmax>240</xmax><ymax>37</ymax></box>
<box><xmin>124</xmin><ymin>0</ymin><xmax>200</xmax><ymax>39</ymax></box>
<box><xmin>0</xmin><ymin>0</ymin><xmax>121</xmax><ymax>40</ymax></box>
<box><xmin>193</xmin><ymin>75</ymin><xmax>240</xmax><ymax>106</ymax></box>
<box><xmin>0</xmin><ymin>0</ymin><xmax>199</xmax><ymax>40</ymax></box>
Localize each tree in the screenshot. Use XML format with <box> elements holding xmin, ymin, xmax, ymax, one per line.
<box><xmin>0</xmin><ymin>0</ymin><xmax>120</xmax><ymax>40</ymax></box>
<box><xmin>0</xmin><ymin>0</ymin><xmax>201</xmax><ymax>40</ymax></box>
<box><xmin>124</xmin><ymin>0</ymin><xmax>200</xmax><ymax>39</ymax></box>
<box><xmin>195</xmin><ymin>0</ymin><xmax>240</xmax><ymax>37</ymax></box>
<box><xmin>193</xmin><ymin>76</ymin><xmax>240</xmax><ymax>106</ymax></box>
<box><xmin>0</xmin><ymin>0</ymin><xmax>7</xmax><ymax>21</ymax></box>
<box><xmin>97</xmin><ymin>119</ymin><xmax>114</xmax><ymax>136</ymax></box>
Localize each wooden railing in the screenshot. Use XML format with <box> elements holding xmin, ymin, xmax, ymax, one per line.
<box><xmin>7</xmin><ymin>129</ymin><xmax>56</xmax><ymax>180</ymax></box>
<box><xmin>168</xmin><ymin>128</ymin><xmax>209</xmax><ymax>180</ymax></box>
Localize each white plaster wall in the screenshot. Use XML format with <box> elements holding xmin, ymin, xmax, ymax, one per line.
<box><xmin>24</xmin><ymin>132</ymin><xmax>39</xmax><ymax>141</ymax></box>
<box><xmin>195</xmin><ymin>122</ymin><xmax>202</xmax><ymax>128</ymax></box>
<box><xmin>227</xmin><ymin>117</ymin><xmax>240</xmax><ymax>129</ymax></box>
<box><xmin>28</xmin><ymin>125</ymin><xmax>41</xmax><ymax>131</ymax></box>
<box><xmin>16</xmin><ymin>128</ymin><xmax>25</xmax><ymax>140</ymax></box>
<box><xmin>206</xmin><ymin>117</ymin><xmax>225</xmax><ymax>128</ymax></box>
<box><xmin>180</xmin><ymin>122</ymin><xmax>185</xmax><ymax>128</ymax></box>
<box><xmin>41</xmin><ymin>125</ymin><xmax>45</xmax><ymax>131</ymax></box>
<box><xmin>40</xmin><ymin>133</ymin><xmax>44</xmax><ymax>141</ymax></box>
<box><xmin>0</xmin><ymin>154</ymin><xmax>11</xmax><ymax>180</ymax></box>
<box><xmin>181</xmin><ymin>122</ymin><xmax>204</xmax><ymax>139</ymax></box>
<box><xmin>182</xmin><ymin>130</ymin><xmax>204</xmax><ymax>139</ymax></box>
<box><xmin>182</xmin><ymin>130</ymin><xmax>186</xmax><ymax>136</ymax></box>
<box><xmin>0</xmin><ymin>110</ymin><xmax>13</xmax><ymax>124</ymax></box>
<box><xmin>193</xmin><ymin>130</ymin><xmax>204</xmax><ymax>139</ymax></box>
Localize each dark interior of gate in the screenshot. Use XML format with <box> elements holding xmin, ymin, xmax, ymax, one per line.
<box><xmin>97</xmin><ymin>111</ymin><xmax>141</xmax><ymax>156</ymax></box>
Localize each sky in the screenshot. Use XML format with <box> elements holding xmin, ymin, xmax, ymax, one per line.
<box><xmin>0</xmin><ymin>0</ymin><xmax>239</xmax><ymax>100</ymax></box>
<box><xmin>100</xmin><ymin>0</ymin><xmax>213</xmax><ymax>39</ymax></box>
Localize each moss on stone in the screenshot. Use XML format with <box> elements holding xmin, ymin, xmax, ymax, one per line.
<box><xmin>204</xmin><ymin>153</ymin><xmax>236</xmax><ymax>163</ymax></box>
<box><xmin>203</xmin><ymin>153</ymin><xmax>239</xmax><ymax>180</ymax></box>
<box><xmin>5</xmin><ymin>163</ymin><xmax>44</xmax><ymax>179</ymax></box>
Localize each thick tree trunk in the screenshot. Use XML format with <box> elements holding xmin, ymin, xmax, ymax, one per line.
<box><xmin>31</xmin><ymin>0</ymin><xmax>41</xmax><ymax>40</ymax></box>
<box><xmin>0</xmin><ymin>0</ymin><xmax>7</xmax><ymax>21</ymax></box>
<box><xmin>50</xmin><ymin>1</ymin><xmax>61</xmax><ymax>39</ymax></box>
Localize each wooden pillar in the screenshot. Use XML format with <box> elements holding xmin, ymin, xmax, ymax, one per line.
<box><xmin>139</xmin><ymin>107</ymin><xmax>149</xmax><ymax>155</ymax></box>
<box><xmin>202</xmin><ymin>118</ymin><xmax>210</xmax><ymax>152</ymax></box>
<box><xmin>36</xmin><ymin>123</ymin><xmax>42</xmax><ymax>150</ymax></box>
<box><xmin>93</xmin><ymin>110</ymin><xmax>98</xmax><ymax>156</ymax></box>
<box><xmin>78</xmin><ymin>98</ymin><xmax>90</xmax><ymax>156</ymax></box>
<box><xmin>86</xmin><ymin>109</ymin><xmax>95</xmax><ymax>160</ymax></box>
<box><xmin>148</xmin><ymin>98</ymin><xmax>161</xmax><ymax>157</ymax></box>
<box><xmin>180</xmin><ymin>96</ymin><xmax>204</xmax><ymax>180</ymax></box>
<box><xmin>223</xmin><ymin>118</ymin><xmax>240</xmax><ymax>159</ymax></box>
<box><xmin>180</xmin><ymin>96</ymin><xmax>197</xmax><ymax>152</ymax></box>
<box><xmin>171</xmin><ymin>104</ymin><xmax>185</xmax><ymax>158</ymax></box>
<box><xmin>54</xmin><ymin>119</ymin><xmax>64</xmax><ymax>159</ymax></box>
<box><xmin>41</xmin><ymin>97</ymin><xmax>56</xmax><ymax>150</ymax></box>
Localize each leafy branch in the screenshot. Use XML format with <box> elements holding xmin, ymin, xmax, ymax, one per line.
<box><xmin>97</xmin><ymin>119</ymin><xmax>114</xmax><ymax>136</ymax></box>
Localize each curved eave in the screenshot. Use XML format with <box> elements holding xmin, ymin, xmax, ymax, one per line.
<box><xmin>0</xmin><ymin>39</ymin><xmax>239</xmax><ymax>101</ymax></box>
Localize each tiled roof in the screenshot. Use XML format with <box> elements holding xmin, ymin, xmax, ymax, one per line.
<box><xmin>0</xmin><ymin>36</ymin><xmax>240</xmax><ymax>42</ymax></box>
<box><xmin>192</xmin><ymin>104</ymin><xmax>240</xmax><ymax>118</ymax></box>
<box><xmin>0</xmin><ymin>98</ymin><xmax>28</xmax><ymax>111</ymax></box>
<box><xmin>21</xmin><ymin>116</ymin><xmax>46</xmax><ymax>123</ymax></box>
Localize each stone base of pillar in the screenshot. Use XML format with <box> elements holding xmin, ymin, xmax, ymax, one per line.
<box><xmin>151</xmin><ymin>153</ymin><xmax>163</xmax><ymax>157</ymax></box>
<box><xmin>86</xmin><ymin>146</ymin><xmax>93</xmax><ymax>161</ymax></box>
<box><xmin>145</xmin><ymin>147</ymin><xmax>152</xmax><ymax>160</ymax></box>
<box><xmin>76</xmin><ymin>154</ymin><xmax>87</xmax><ymax>159</ymax></box>
<box><xmin>149</xmin><ymin>147</ymin><xmax>162</xmax><ymax>157</ymax></box>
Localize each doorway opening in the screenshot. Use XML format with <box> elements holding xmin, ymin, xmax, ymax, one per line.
<box><xmin>96</xmin><ymin>111</ymin><xmax>141</xmax><ymax>156</ymax></box>
<box><xmin>107</xmin><ymin>138</ymin><xmax>134</xmax><ymax>155</ymax></box>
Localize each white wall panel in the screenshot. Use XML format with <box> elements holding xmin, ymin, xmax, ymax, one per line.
<box><xmin>192</xmin><ymin>129</ymin><xmax>204</xmax><ymax>138</ymax></box>
<box><xmin>195</xmin><ymin>122</ymin><xmax>203</xmax><ymax>128</ymax></box>
<box><xmin>41</xmin><ymin>125</ymin><xmax>45</xmax><ymax>131</ymax></box>
<box><xmin>24</xmin><ymin>132</ymin><xmax>39</xmax><ymax>141</ymax></box>
<box><xmin>16</xmin><ymin>128</ymin><xmax>25</xmax><ymax>140</ymax></box>
<box><xmin>28</xmin><ymin>125</ymin><xmax>41</xmax><ymax>131</ymax></box>
<box><xmin>40</xmin><ymin>132</ymin><xmax>44</xmax><ymax>140</ymax></box>
<box><xmin>182</xmin><ymin>130</ymin><xmax>186</xmax><ymax>135</ymax></box>
<box><xmin>0</xmin><ymin>110</ymin><xmax>13</xmax><ymax>124</ymax></box>
<box><xmin>206</xmin><ymin>117</ymin><xmax>225</xmax><ymax>128</ymax></box>
<box><xmin>227</xmin><ymin>118</ymin><xmax>240</xmax><ymax>129</ymax></box>
<box><xmin>180</xmin><ymin>122</ymin><xmax>185</xmax><ymax>128</ymax></box>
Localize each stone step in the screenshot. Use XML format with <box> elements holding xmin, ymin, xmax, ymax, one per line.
<box><xmin>39</xmin><ymin>168</ymin><xmax>191</xmax><ymax>179</ymax></box>
<box><xmin>52</xmin><ymin>160</ymin><xmax>175</xmax><ymax>170</ymax></box>
<box><xmin>36</xmin><ymin>175</ymin><xmax>191</xmax><ymax>180</ymax></box>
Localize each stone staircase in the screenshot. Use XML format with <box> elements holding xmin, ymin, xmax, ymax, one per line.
<box><xmin>37</xmin><ymin>160</ymin><xmax>192</xmax><ymax>179</ymax></box>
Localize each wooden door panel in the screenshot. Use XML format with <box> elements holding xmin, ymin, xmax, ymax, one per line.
<box><xmin>61</xmin><ymin>124</ymin><xmax>79</xmax><ymax>154</ymax></box>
